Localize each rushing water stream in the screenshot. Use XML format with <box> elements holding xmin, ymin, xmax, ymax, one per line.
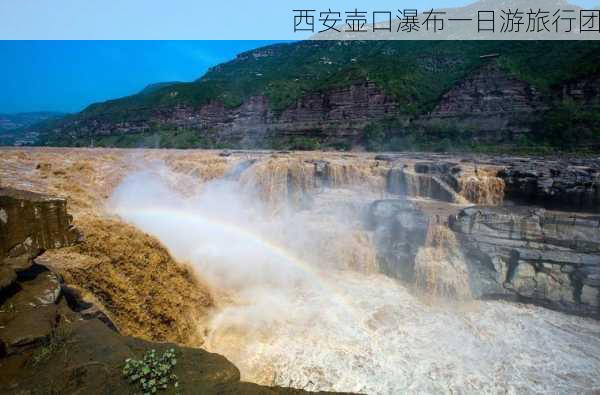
<box><xmin>109</xmin><ymin>165</ymin><xmax>600</xmax><ymax>394</ymax></box>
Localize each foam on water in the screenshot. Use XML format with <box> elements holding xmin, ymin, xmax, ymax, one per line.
<box><xmin>223</xmin><ymin>270</ymin><xmax>600</xmax><ymax>394</ymax></box>
<box><xmin>109</xmin><ymin>165</ymin><xmax>600</xmax><ymax>394</ymax></box>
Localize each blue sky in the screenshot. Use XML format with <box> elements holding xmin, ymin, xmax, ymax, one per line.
<box><xmin>0</xmin><ymin>0</ymin><xmax>596</xmax><ymax>40</ymax></box>
<box><xmin>0</xmin><ymin>0</ymin><xmax>597</xmax><ymax>113</ymax></box>
<box><xmin>0</xmin><ymin>41</ymin><xmax>276</xmax><ymax>113</ymax></box>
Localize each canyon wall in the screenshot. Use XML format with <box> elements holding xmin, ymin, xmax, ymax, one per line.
<box><xmin>65</xmin><ymin>81</ymin><xmax>400</xmax><ymax>146</ymax></box>
<box><xmin>42</xmin><ymin>60</ymin><xmax>600</xmax><ymax>148</ymax></box>
<box><xmin>0</xmin><ymin>188</ymin><xmax>80</xmax><ymax>291</ymax></box>
<box><xmin>361</xmin><ymin>156</ymin><xmax>600</xmax><ymax>317</ymax></box>
<box><xmin>450</xmin><ymin>206</ymin><xmax>600</xmax><ymax>318</ymax></box>
<box><xmin>423</xmin><ymin>62</ymin><xmax>544</xmax><ymax>141</ymax></box>
<box><xmin>47</xmin><ymin>67</ymin><xmax>595</xmax><ymax>147</ymax></box>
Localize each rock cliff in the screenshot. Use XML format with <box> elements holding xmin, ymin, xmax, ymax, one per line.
<box><xmin>498</xmin><ymin>159</ymin><xmax>600</xmax><ymax>212</ymax></box>
<box><xmin>0</xmin><ymin>188</ymin><xmax>80</xmax><ymax>292</ymax></box>
<box><xmin>425</xmin><ymin>62</ymin><xmax>543</xmax><ymax>140</ymax></box>
<box><xmin>55</xmin><ymin>81</ymin><xmax>400</xmax><ymax>147</ymax></box>
<box><xmin>450</xmin><ymin>206</ymin><xmax>600</xmax><ymax>318</ymax></box>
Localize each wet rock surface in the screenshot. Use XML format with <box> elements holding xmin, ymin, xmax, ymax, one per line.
<box><xmin>450</xmin><ymin>206</ymin><xmax>600</xmax><ymax>318</ymax></box>
<box><xmin>368</xmin><ymin>200</ymin><xmax>429</xmax><ymax>281</ymax></box>
<box><xmin>0</xmin><ymin>265</ymin><xmax>63</xmax><ymax>355</ymax></box>
<box><xmin>387</xmin><ymin>163</ymin><xmax>464</xmax><ymax>203</ymax></box>
<box><xmin>0</xmin><ymin>188</ymin><xmax>82</xmax><ymax>357</ymax></box>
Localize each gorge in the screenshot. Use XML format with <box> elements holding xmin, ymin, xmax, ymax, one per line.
<box><xmin>1</xmin><ymin>148</ymin><xmax>599</xmax><ymax>394</ymax></box>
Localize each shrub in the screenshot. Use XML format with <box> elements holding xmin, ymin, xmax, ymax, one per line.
<box><xmin>123</xmin><ymin>348</ymin><xmax>179</xmax><ymax>394</ymax></box>
<box><xmin>363</xmin><ymin>123</ymin><xmax>386</xmax><ymax>151</ymax></box>
<box><xmin>289</xmin><ymin>136</ymin><xmax>321</xmax><ymax>151</ymax></box>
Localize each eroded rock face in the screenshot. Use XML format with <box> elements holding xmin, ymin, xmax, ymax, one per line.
<box><xmin>367</xmin><ymin>200</ymin><xmax>429</xmax><ymax>281</ymax></box>
<box><xmin>0</xmin><ymin>188</ymin><xmax>81</xmax><ymax>290</ymax></box>
<box><xmin>498</xmin><ymin>159</ymin><xmax>600</xmax><ymax>212</ymax></box>
<box><xmin>0</xmin><ymin>265</ymin><xmax>63</xmax><ymax>354</ymax></box>
<box><xmin>62</xmin><ymin>81</ymin><xmax>399</xmax><ymax>147</ymax></box>
<box><xmin>387</xmin><ymin>163</ymin><xmax>463</xmax><ymax>203</ymax></box>
<box><xmin>450</xmin><ymin>206</ymin><xmax>600</xmax><ymax>318</ymax></box>
<box><xmin>427</xmin><ymin>61</ymin><xmax>543</xmax><ymax>140</ymax></box>
<box><xmin>432</xmin><ymin>62</ymin><xmax>543</xmax><ymax>116</ymax></box>
<box><xmin>0</xmin><ymin>189</ymin><xmax>82</xmax><ymax>357</ymax></box>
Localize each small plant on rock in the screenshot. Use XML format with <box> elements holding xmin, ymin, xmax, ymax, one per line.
<box><xmin>122</xmin><ymin>348</ymin><xmax>179</xmax><ymax>394</ymax></box>
<box><xmin>32</xmin><ymin>323</ymin><xmax>72</xmax><ymax>367</ymax></box>
<box><xmin>0</xmin><ymin>303</ymin><xmax>16</xmax><ymax>313</ymax></box>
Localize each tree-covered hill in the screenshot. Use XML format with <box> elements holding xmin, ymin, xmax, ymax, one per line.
<box><xmin>31</xmin><ymin>40</ymin><xmax>600</xmax><ymax>153</ymax></box>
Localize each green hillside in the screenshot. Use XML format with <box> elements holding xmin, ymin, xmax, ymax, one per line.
<box><xmin>34</xmin><ymin>40</ymin><xmax>600</xmax><ymax>153</ymax></box>
<box><xmin>79</xmin><ymin>41</ymin><xmax>600</xmax><ymax>119</ymax></box>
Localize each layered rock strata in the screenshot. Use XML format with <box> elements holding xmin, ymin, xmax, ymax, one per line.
<box><xmin>0</xmin><ymin>188</ymin><xmax>80</xmax><ymax>291</ymax></box>
<box><xmin>450</xmin><ymin>206</ymin><xmax>600</xmax><ymax>318</ymax></box>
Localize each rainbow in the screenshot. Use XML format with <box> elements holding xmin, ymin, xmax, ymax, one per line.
<box><xmin>111</xmin><ymin>206</ymin><xmax>371</xmax><ymax>329</ymax></box>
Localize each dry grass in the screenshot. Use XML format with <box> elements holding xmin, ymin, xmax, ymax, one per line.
<box><xmin>44</xmin><ymin>215</ymin><xmax>213</xmax><ymax>345</ymax></box>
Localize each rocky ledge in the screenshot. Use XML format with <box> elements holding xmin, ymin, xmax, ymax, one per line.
<box><xmin>0</xmin><ymin>188</ymin><xmax>81</xmax><ymax>292</ymax></box>
<box><xmin>450</xmin><ymin>206</ymin><xmax>600</xmax><ymax>318</ymax></box>
<box><xmin>498</xmin><ymin>158</ymin><xmax>600</xmax><ymax>212</ymax></box>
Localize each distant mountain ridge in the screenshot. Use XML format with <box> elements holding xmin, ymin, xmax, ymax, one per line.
<box><xmin>0</xmin><ymin>112</ymin><xmax>66</xmax><ymax>146</ymax></box>
<box><xmin>0</xmin><ymin>111</ymin><xmax>65</xmax><ymax>132</ymax></box>
<box><xmin>138</xmin><ymin>82</ymin><xmax>181</xmax><ymax>96</ymax></box>
<box><xmin>26</xmin><ymin>39</ymin><xmax>600</xmax><ymax>153</ymax></box>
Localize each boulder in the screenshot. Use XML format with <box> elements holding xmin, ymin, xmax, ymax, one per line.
<box><xmin>0</xmin><ymin>264</ymin><xmax>67</xmax><ymax>355</ymax></box>
<box><xmin>450</xmin><ymin>206</ymin><xmax>600</xmax><ymax>317</ymax></box>
<box><xmin>0</xmin><ymin>188</ymin><xmax>82</xmax><ymax>355</ymax></box>
<box><xmin>0</xmin><ymin>267</ymin><xmax>16</xmax><ymax>290</ymax></box>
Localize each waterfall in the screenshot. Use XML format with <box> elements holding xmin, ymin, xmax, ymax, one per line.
<box><xmin>414</xmin><ymin>224</ymin><xmax>472</xmax><ymax>301</ymax></box>
<box><xmin>459</xmin><ymin>175</ymin><xmax>505</xmax><ymax>205</ymax></box>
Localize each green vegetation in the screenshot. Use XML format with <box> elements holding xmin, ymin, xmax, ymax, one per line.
<box><xmin>363</xmin><ymin>123</ymin><xmax>388</xmax><ymax>151</ymax></box>
<box><xmin>32</xmin><ymin>40</ymin><xmax>600</xmax><ymax>153</ymax></box>
<box><xmin>535</xmin><ymin>99</ymin><xmax>600</xmax><ymax>147</ymax></box>
<box><xmin>47</xmin><ymin>128</ymin><xmax>234</xmax><ymax>150</ymax></box>
<box><xmin>360</xmin><ymin>112</ymin><xmax>600</xmax><ymax>155</ymax></box>
<box><xmin>268</xmin><ymin>136</ymin><xmax>321</xmax><ymax>151</ymax></box>
<box><xmin>122</xmin><ymin>348</ymin><xmax>179</xmax><ymax>394</ymax></box>
<box><xmin>77</xmin><ymin>41</ymin><xmax>600</xmax><ymax>121</ymax></box>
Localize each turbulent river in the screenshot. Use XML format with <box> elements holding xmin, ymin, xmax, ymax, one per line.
<box><xmin>109</xmin><ymin>163</ymin><xmax>600</xmax><ymax>395</ymax></box>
